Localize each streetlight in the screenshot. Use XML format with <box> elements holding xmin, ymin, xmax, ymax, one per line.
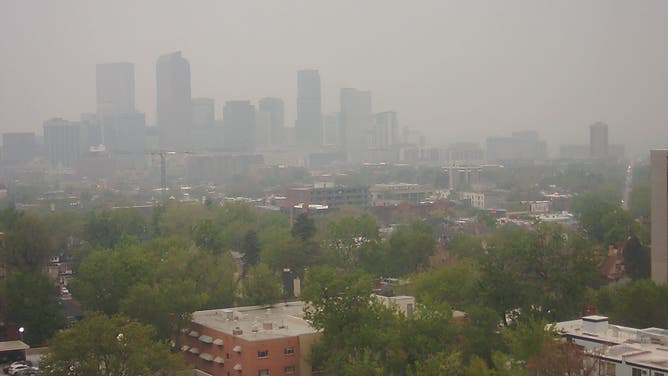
<box><xmin>18</xmin><ymin>326</ymin><xmax>24</xmax><ymax>341</ymax></box>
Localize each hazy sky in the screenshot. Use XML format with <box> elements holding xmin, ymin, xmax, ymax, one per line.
<box><xmin>1</xmin><ymin>0</ymin><xmax>667</xmax><ymax>155</ymax></box>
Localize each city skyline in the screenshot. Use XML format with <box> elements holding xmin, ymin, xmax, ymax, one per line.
<box><xmin>1</xmin><ymin>1</ymin><xmax>668</xmax><ymax>155</ymax></box>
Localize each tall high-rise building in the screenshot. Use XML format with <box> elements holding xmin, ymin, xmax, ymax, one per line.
<box><xmin>156</xmin><ymin>51</ymin><xmax>192</xmax><ymax>151</ymax></box>
<box><xmin>103</xmin><ymin>112</ymin><xmax>146</xmax><ymax>155</ymax></box>
<box><xmin>340</xmin><ymin>88</ymin><xmax>372</xmax><ymax>162</ymax></box>
<box><xmin>372</xmin><ymin>111</ymin><xmax>399</xmax><ymax>148</ymax></box>
<box><xmin>192</xmin><ymin>98</ymin><xmax>215</xmax><ymax>128</ymax></box>
<box><xmin>223</xmin><ymin>100</ymin><xmax>255</xmax><ymax>152</ymax></box>
<box><xmin>296</xmin><ymin>69</ymin><xmax>322</xmax><ymax>147</ymax></box>
<box><xmin>651</xmin><ymin>149</ymin><xmax>668</xmax><ymax>284</ymax></box>
<box><xmin>43</xmin><ymin>118</ymin><xmax>81</xmax><ymax>168</ymax></box>
<box><xmin>322</xmin><ymin>113</ymin><xmax>340</xmax><ymax>146</ymax></box>
<box><xmin>96</xmin><ymin>62</ymin><xmax>135</xmax><ymax>118</ymax></box>
<box><xmin>258</xmin><ymin>97</ymin><xmax>285</xmax><ymax>146</ymax></box>
<box><xmin>590</xmin><ymin>122</ymin><xmax>609</xmax><ymax>159</ymax></box>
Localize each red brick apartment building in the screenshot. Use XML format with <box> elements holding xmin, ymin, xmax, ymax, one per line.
<box><xmin>180</xmin><ymin>302</ymin><xmax>320</xmax><ymax>376</ymax></box>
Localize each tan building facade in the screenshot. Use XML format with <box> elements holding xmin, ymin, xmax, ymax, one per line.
<box><xmin>651</xmin><ymin>150</ymin><xmax>668</xmax><ymax>284</ymax></box>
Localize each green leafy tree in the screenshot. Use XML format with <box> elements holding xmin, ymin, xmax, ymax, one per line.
<box><xmin>292</xmin><ymin>213</ymin><xmax>316</xmax><ymax>241</ymax></box>
<box><xmin>502</xmin><ymin>318</ymin><xmax>555</xmax><ymax>361</ymax></box>
<box><xmin>478</xmin><ymin>225</ymin><xmax>597</xmax><ymax>325</ymax></box>
<box><xmin>302</xmin><ymin>266</ymin><xmax>400</xmax><ymax>373</ymax></box>
<box><xmin>572</xmin><ymin>191</ymin><xmax>620</xmax><ymax>243</ymax></box>
<box><xmin>242</xmin><ymin>263</ymin><xmax>282</xmax><ymax>306</ymax></box>
<box><xmin>384</xmin><ymin>220</ymin><xmax>437</xmax><ymax>276</ymax></box>
<box><xmin>69</xmin><ymin>246</ymin><xmax>154</xmax><ymax>314</ymax></box>
<box><xmin>241</xmin><ymin>229</ymin><xmax>261</xmax><ymax>272</ymax></box>
<box><xmin>40</xmin><ymin>312</ymin><xmax>185</xmax><ymax>376</ymax></box>
<box><xmin>3</xmin><ymin>271</ymin><xmax>65</xmax><ymax>345</ymax></box>
<box><xmin>320</xmin><ymin>214</ymin><xmax>380</xmax><ymax>269</ymax></box>
<box><xmin>3</xmin><ymin>214</ymin><xmax>51</xmax><ymax>272</ymax></box>
<box><xmin>628</xmin><ymin>181</ymin><xmax>650</xmax><ymax>220</ymax></box>
<box><xmin>624</xmin><ymin>235</ymin><xmax>650</xmax><ymax>280</ymax></box>
<box><xmin>193</xmin><ymin>219</ymin><xmax>224</xmax><ymax>254</ymax></box>
<box><xmin>0</xmin><ymin>206</ymin><xmax>21</xmax><ymax>231</ymax></box>
<box><xmin>411</xmin><ymin>260</ymin><xmax>479</xmax><ymax>310</ymax></box>
<box><xmin>408</xmin><ymin>351</ymin><xmax>463</xmax><ymax>376</ymax></box>
<box><xmin>595</xmin><ymin>280</ymin><xmax>668</xmax><ymax>328</ymax></box>
<box><xmin>83</xmin><ymin>209</ymin><xmax>147</xmax><ymax>249</ymax></box>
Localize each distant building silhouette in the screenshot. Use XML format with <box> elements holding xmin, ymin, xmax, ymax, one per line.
<box><xmin>96</xmin><ymin>62</ymin><xmax>135</xmax><ymax>118</ymax></box>
<box><xmin>258</xmin><ymin>97</ymin><xmax>285</xmax><ymax>146</ymax></box>
<box><xmin>590</xmin><ymin>122</ymin><xmax>609</xmax><ymax>159</ymax></box>
<box><xmin>192</xmin><ymin>98</ymin><xmax>215</xmax><ymax>128</ymax></box>
<box><xmin>651</xmin><ymin>149</ymin><xmax>668</xmax><ymax>284</ymax></box>
<box><xmin>2</xmin><ymin>132</ymin><xmax>36</xmax><ymax>166</ymax></box>
<box><xmin>156</xmin><ymin>51</ymin><xmax>192</xmax><ymax>151</ymax></box>
<box><xmin>322</xmin><ymin>113</ymin><xmax>339</xmax><ymax>147</ymax></box>
<box><xmin>486</xmin><ymin>131</ymin><xmax>546</xmax><ymax>162</ymax></box>
<box><xmin>295</xmin><ymin>69</ymin><xmax>322</xmax><ymax>147</ymax></box>
<box><xmin>43</xmin><ymin>118</ymin><xmax>81</xmax><ymax>168</ymax></box>
<box><xmin>223</xmin><ymin>100</ymin><xmax>255</xmax><ymax>152</ymax></box>
<box><xmin>340</xmin><ymin>88</ymin><xmax>372</xmax><ymax>163</ymax></box>
<box><xmin>371</xmin><ymin>111</ymin><xmax>399</xmax><ymax>148</ymax></box>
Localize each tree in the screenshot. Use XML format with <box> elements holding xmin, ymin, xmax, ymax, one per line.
<box><xmin>320</xmin><ymin>214</ymin><xmax>380</xmax><ymax>269</ymax></box>
<box><xmin>292</xmin><ymin>213</ymin><xmax>316</xmax><ymax>241</ymax></box>
<box><xmin>83</xmin><ymin>209</ymin><xmax>147</xmax><ymax>249</ymax></box>
<box><xmin>40</xmin><ymin>312</ymin><xmax>185</xmax><ymax>376</ymax></box>
<box><xmin>408</xmin><ymin>351</ymin><xmax>463</xmax><ymax>376</ymax></box>
<box><xmin>241</xmin><ymin>229</ymin><xmax>261</xmax><ymax>273</ymax></box>
<box><xmin>628</xmin><ymin>182</ymin><xmax>650</xmax><ymax>220</ymax></box>
<box><xmin>241</xmin><ymin>263</ymin><xmax>282</xmax><ymax>306</ymax></box>
<box><xmin>595</xmin><ymin>280</ymin><xmax>668</xmax><ymax>328</ymax></box>
<box><xmin>301</xmin><ymin>266</ymin><xmax>400</xmax><ymax>373</ymax></box>
<box><xmin>193</xmin><ymin>219</ymin><xmax>224</xmax><ymax>255</ymax></box>
<box><xmin>526</xmin><ymin>340</ymin><xmax>600</xmax><ymax>376</ymax></box>
<box><xmin>624</xmin><ymin>234</ymin><xmax>650</xmax><ymax>280</ymax></box>
<box><xmin>3</xmin><ymin>271</ymin><xmax>65</xmax><ymax>345</ymax></box>
<box><xmin>69</xmin><ymin>246</ymin><xmax>154</xmax><ymax>314</ymax></box>
<box><xmin>411</xmin><ymin>260</ymin><xmax>479</xmax><ymax>310</ymax></box>
<box><xmin>0</xmin><ymin>206</ymin><xmax>21</xmax><ymax>231</ymax></box>
<box><xmin>3</xmin><ymin>214</ymin><xmax>51</xmax><ymax>272</ymax></box>
<box><xmin>478</xmin><ymin>225</ymin><xmax>597</xmax><ymax>325</ymax></box>
<box><xmin>572</xmin><ymin>191</ymin><xmax>620</xmax><ymax>244</ymax></box>
<box><xmin>502</xmin><ymin>318</ymin><xmax>555</xmax><ymax>361</ymax></box>
<box><xmin>384</xmin><ymin>220</ymin><xmax>437</xmax><ymax>276</ymax></box>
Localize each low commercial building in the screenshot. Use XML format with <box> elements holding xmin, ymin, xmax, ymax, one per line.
<box><xmin>555</xmin><ymin>315</ymin><xmax>668</xmax><ymax>375</ymax></box>
<box><xmin>287</xmin><ymin>184</ymin><xmax>371</xmax><ymax>210</ymax></box>
<box><xmin>180</xmin><ymin>302</ymin><xmax>320</xmax><ymax>376</ymax></box>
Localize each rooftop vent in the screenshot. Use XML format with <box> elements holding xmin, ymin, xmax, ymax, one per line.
<box><xmin>232</xmin><ymin>327</ymin><xmax>243</xmax><ymax>335</ymax></box>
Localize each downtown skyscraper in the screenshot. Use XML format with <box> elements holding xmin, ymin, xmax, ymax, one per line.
<box><xmin>156</xmin><ymin>51</ymin><xmax>192</xmax><ymax>151</ymax></box>
<box><xmin>96</xmin><ymin>62</ymin><xmax>145</xmax><ymax>155</ymax></box>
<box><xmin>295</xmin><ymin>69</ymin><xmax>322</xmax><ymax>148</ymax></box>
<box><xmin>96</xmin><ymin>62</ymin><xmax>135</xmax><ymax>117</ymax></box>
<box><xmin>340</xmin><ymin>88</ymin><xmax>372</xmax><ymax>163</ymax></box>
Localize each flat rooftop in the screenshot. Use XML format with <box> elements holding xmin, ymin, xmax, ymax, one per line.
<box><xmin>555</xmin><ymin>317</ymin><xmax>668</xmax><ymax>371</ymax></box>
<box><xmin>192</xmin><ymin>301</ymin><xmax>318</xmax><ymax>341</ymax></box>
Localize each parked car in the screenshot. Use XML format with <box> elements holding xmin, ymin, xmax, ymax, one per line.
<box><xmin>15</xmin><ymin>367</ymin><xmax>42</xmax><ymax>376</ymax></box>
<box><xmin>3</xmin><ymin>361</ymin><xmax>32</xmax><ymax>374</ymax></box>
<box><xmin>7</xmin><ymin>364</ymin><xmax>31</xmax><ymax>375</ymax></box>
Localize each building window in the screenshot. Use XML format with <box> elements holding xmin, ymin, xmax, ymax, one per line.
<box><xmin>284</xmin><ymin>347</ymin><xmax>295</xmax><ymax>356</ymax></box>
<box><xmin>258</xmin><ymin>370</ymin><xmax>269</xmax><ymax>376</ymax></box>
<box><xmin>258</xmin><ymin>350</ymin><xmax>269</xmax><ymax>358</ymax></box>
<box><xmin>631</xmin><ymin>369</ymin><xmax>647</xmax><ymax>376</ymax></box>
<box><xmin>284</xmin><ymin>365</ymin><xmax>295</xmax><ymax>374</ymax></box>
